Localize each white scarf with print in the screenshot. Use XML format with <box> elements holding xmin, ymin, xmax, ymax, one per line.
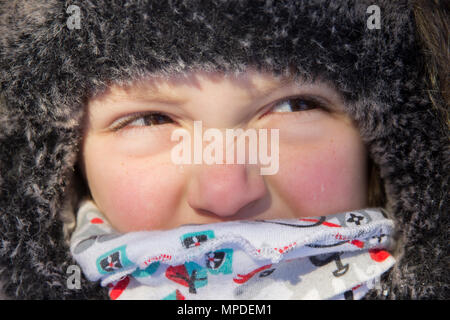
<box><xmin>70</xmin><ymin>199</ymin><xmax>396</xmax><ymax>300</ymax></box>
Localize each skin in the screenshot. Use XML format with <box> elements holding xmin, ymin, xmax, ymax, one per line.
<box><xmin>79</xmin><ymin>69</ymin><xmax>368</xmax><ymax>232</ymax></box>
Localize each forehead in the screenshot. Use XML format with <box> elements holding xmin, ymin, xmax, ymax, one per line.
<box><xmin>90</xmin><ymin>69</ymin><xmax>295</xmax><ymax>104</ymax></box>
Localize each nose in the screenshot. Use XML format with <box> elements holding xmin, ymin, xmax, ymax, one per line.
<box><xmin>187</xmin><ymin>163</ymin><xmax>268</xmax><ymax>218</ymax></box>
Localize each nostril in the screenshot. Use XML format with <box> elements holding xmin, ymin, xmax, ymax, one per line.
<box><xmin>236</xmin><ymin>198</ymin><xmax>258</xmax><ymax>214</ymax></box>
<box><xmin>187</xmin><ymin>164</ymin><xmax>268</xmax><ymax>218</ymax></box>
<box><xmin>194</xmin><ymin>198</ymin><xmax>260</xmax><ymax>220</ymax></box>
<box><xmin>196</xmin><ymin>208</ymin><xmax>216</xmax><ymax>216</ymax></box>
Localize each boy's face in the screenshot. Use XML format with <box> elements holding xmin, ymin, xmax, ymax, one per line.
<box><xmin>80</xmin><ymin>70</ymin><xmax>368</xmax><ymax>232</ymax></box>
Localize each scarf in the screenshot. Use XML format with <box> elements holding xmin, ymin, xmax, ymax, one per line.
<box><xmin>70</xmin><ymin>199</ymin><xmax>396</xmax><ymax>300</ymax></box>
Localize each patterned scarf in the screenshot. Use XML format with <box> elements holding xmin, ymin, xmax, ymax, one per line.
<box><xmin>70</xmin><ymin>199</ymin><xmax>396</xmax><ymax>300</ymax></box>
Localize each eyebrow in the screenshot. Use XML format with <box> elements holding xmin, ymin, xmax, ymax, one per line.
<box><xmin>107</xmin><ymin>90</ymin><xmax>188</xmax><ymax>105</ymax></box>
<box><xmin>249</xmin><ymin>78</ymin><xmax>297</xmax><ymax>101</ymax></box>
<box><xmin>112</xmin><ymin>76</ymin><xmax>296</xmax><ymax>102</ymax></box>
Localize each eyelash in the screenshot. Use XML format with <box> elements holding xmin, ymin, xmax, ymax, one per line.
<box><xmin>110</xmin><ymin>112</ymin><xmax>173</xmax><ymax>131</ymax></box>
<box><xmin>263</xmin><ymin>95</ymin><xmax>328</xmax><ymax>117</ymax></box>
<box><xmin>109</xmin><ymin>95</ymin><xmax>328</xmax><ymax>132</ymax></box>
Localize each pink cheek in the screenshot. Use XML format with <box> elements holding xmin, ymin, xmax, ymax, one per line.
<box><xmin>98</xmin><ymin>162</ymin><xmax>183</xmax><ymax>232</ymax></box>
<box><xmin>275</xmin><ymin>143</ymin><xmax>366</xmax><ymax>216</ymax></box>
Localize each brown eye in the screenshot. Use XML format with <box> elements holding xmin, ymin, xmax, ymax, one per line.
<box><xmin>272</xmin><ymin>97</ymin><xmax>322</xmax><ymax>113</ymax></box>
<box><xmin>111</xmin><ymin>112</ymin><xmax>174</xmax><ymax>131</ymax></box>
<box><xmin>134</xmin><ymin>113</ymin><xmax>173</xmax><ymax>126</ymax></box>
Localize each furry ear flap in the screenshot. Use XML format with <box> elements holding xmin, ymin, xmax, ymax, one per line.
<box><xmin>60</xmin><ymin>165</ymin><xmax>89</xmax><ymax>246</ymax></box>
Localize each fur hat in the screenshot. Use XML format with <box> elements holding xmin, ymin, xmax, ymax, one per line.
<box><xmin>0</xmin><ymin>0</ymin><xmax>448</xmax><ymax>299</ymax></box>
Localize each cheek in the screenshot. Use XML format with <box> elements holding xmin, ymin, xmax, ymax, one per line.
<box><xmin>85</xmin><ymin>152</ymin><xmax>184</xmax><ymax>232</ymax></box>
<box><xmin>273</xmin><ymin>134</ymin><xmax>368</xmax><ymax>216</ymax></box>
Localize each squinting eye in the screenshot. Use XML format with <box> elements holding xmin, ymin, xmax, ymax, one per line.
<box><xmin>110</xmin><ymin>112</ymin><xmax>174</xmax><ymax>131</ymax></box>
<box><xmin>271</xmin><ymin>97</ymin><xmax>323</xmax><ymax>113</ymax></box>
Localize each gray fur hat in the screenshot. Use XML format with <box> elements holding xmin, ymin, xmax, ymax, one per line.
<box><xmin>0</xmin><ymin>0</ymin><xmax>448</xmax><ymax>299</ymax></box>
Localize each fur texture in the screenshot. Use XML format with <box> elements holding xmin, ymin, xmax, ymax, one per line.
<box><xmin>0</xmin><ymin>0</ymin><xmax>448</xmax><ymax>299</ymax></box>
